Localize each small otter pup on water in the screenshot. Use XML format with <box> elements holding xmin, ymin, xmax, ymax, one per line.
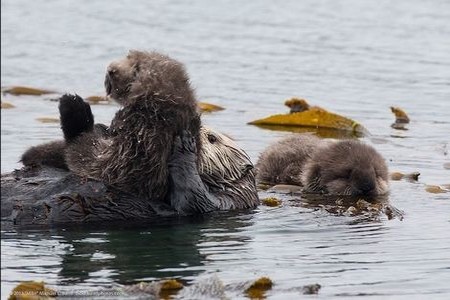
<box><xmin>63</xmin><ymin>50</ymin><xmax>201</xmax><ymax>202</ymax></box>
<box><xmin>256</xmin><ymin>135</ymin><xmax>389</xmax><ymax>197</ymax></box>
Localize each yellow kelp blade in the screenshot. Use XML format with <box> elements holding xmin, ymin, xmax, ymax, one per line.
<box><xmin>198</xmin><ymin>102</ymin><xmax>225</xmax><ymax>113</ymax></box>
<box><xmin>8</xmin><ymin>281</ymin><xmax>57</xmax><ymax>299</ymax></box>
<box><xmin>86</xmin><ymin>95</ymin><xmax>111</xmax><ymax>105</ymax></box>
<box><xmin>36</xmin><ymin>117</ymin><xmax>59</xmax><ymax>123</ymax></box>
<box><xmin>1</xmin><ymin>101</ymin><xmax>15</xmax><ymax>109</ymax></box>
<box><xmin>2</xmin><ymin>86</ymin><xmax>57</xmax><ymax>96</ymax></box>
<box><xmin>245</xmin><ymin>277</ymin><xmax>273</xmax><ymax>299</ymax></box>
<box><xmin>253</xmin><ymin>124</ymin><xmax>366</xmax><ymax>138</ymax></box>
<box><xmin>248</xmin><ymin>107</ymin><xmax>368</xmax><ymax>136</ymax></box>
<box><xmin>390</xmin><ymin>106</ymin><xmax>410</xmax><ymax>123</ymax></box>
<box><xmin>390</xmin><ymin>106</ymin><xmax>410</xmax><ymax>130</ymax></box>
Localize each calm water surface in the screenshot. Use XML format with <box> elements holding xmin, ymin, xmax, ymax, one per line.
<box><xmin>1</xmin><ymin>0</ymin><xmax>450</xmax><ymax>299</ymax></box>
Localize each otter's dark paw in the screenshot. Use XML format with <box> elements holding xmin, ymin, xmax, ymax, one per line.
<box><xmin>169</xmin><ymin>131</ymin><xmax>198</xmax><ymax>173</ymax></box>
<box><xmin>59</xmin><ymin>94</ymin><xmax>94</xmax><ymax>141</ymax></box>
<box><xmin>172</xmin><ymin>130</ymin><xmax>197</xmax><ymax>154</ymax></box>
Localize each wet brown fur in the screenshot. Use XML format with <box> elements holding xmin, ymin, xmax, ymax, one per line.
<box><xmin>198</xmin><ymin>127</ymin><xmax>258</xmax><ymax>210</ymax></box>
<box><xmin>21</xmin><ymin>124</ymin><xmax>108</xmax><ymax>171</ymax></box>
<box><xmin>256</xmin><ymin>134</ymin><xmax>319</xmax><ymax>185</ymax></box>
<box><xmin>256</xmin><ymin>135</ymin><xmax>389</xmax><ymax>196</ymax></box>
<box><xmin>65</xmin><ymin>50</ymin><xmax>201</xmax><ymax>201</ymax></box>
<box><xmin>18</xmin><ymin>51</ymin><xmax>259</xmax><ymax>213</ymax></box>
<box><xmin>21</xmin><ymin>140</ymin><xmax>68</xmax><ymax>170</ymax></box>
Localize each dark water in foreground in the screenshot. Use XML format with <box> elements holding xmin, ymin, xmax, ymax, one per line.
<box><xmin>1</xmin><ymin>0</ymin><xmax>450</xmax><ymax>298</ymax></box>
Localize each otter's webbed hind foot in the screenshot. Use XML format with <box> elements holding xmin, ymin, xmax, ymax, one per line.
<box><xmin>59</xmin><ymin>94</ymin><xmax>94</xmax><ymax>141</ymax></box>
<box><xmin>168</xmin><ymin>131</ymin><xmax>219</xmax><ymax>215</ymax></box>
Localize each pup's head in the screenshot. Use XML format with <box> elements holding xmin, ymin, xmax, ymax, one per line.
<box><xmin>104</xmin><ymin>50</ymin><xmax>192</xmax><ymax>105</ymax></box>
<box><xmin>302</xmin><ymin>140</ymin><xmax>389</xmax><ymax>197</ymax></box>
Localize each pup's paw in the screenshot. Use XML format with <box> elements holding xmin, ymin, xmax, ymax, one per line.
<box><xmin>59</xmin><ymin>94</ymin><xmax>94</xmax><ymax>141</ymax></box>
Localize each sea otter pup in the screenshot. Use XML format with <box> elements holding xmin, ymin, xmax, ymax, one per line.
<box><xmin>256</xmin><ymin>135</ymin><xmax>389</xmax><ymax>197</ymax></box>
<box><xmin>61</xmin><ymin>50</ymin><xmax>201</xmax><ymax>202</ymax></box>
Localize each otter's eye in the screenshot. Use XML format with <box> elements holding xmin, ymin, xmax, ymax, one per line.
<box><xmin>207</xmin><ymin>134</ymin><xmax>217</xmax><ymax>143</ymax></box>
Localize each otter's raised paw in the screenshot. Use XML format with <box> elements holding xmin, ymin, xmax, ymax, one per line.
<box><xmin>59</xmin><ymin>94</ymin><xmax>94</xmax><ymax>141</ymax></box>
<box><xmin>169</xmin><ymin>131</ymin><xmax>198</xmax><ymax>175</ymax></box>
<box><xmin>173</xmin><ymin>130</ymin><xmax>197</xmax><ymax>154</ymax></box>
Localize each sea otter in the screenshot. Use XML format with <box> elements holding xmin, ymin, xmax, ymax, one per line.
<box><xmin>2</xmin><ymin>51</ymin><xmax>258</xmax><ymax>225</ymax></box>
<box><xmin>61</xmin><ymin>50</ymin><xmax>201</xmax><ymax>202</ymax></box>
<box><xmin>1</xmin><ymin>122</ymin><xmax>258</xmax><ymax>226</ymax></box>
<box><xmin>256</xmin><ymin>134</ymin><xmax>389</xmax><ymax>197</ymax></box>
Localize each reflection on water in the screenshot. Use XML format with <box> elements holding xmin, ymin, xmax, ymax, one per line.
<box><xmin>2</xmin><ymin>0</ymin><xmax>450</xmax><ymax>298</ymax></box>
<box><xmin>250</xmin><ymin>124</ymin><xmax>366</xmax><ymax>139</ymax></box>
<box><xmin>1</xmin><ymin>212</ymin><xmax>255</xmax><ymax>294</ymax></box>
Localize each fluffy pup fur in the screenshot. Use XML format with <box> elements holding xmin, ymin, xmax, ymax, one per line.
<box><xmin>256</xmin><ymin>134</ymin><xmax>389</xmax><ymax>197</ymax></box>
<box><xmin>63</xmin><ymin>50</ymin><xmax>201</xmax><ymax>201</ymax></box>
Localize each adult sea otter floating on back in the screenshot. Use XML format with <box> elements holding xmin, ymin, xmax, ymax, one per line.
<box><xmin>1</xmin><ymin>50</ymin><xmax>259</xmax><ymax>227</ymax></box>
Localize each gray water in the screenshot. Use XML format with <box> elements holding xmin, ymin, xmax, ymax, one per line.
<box><xmin>1</xmin><ymin>0</ymin><xmax>450</xmax><ymax>298</ymax></box>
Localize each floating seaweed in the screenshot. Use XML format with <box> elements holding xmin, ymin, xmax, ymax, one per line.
<box><xmin>159</xmin><ymin>279</ymin><xmax>184</xmax><ymax>299</ymax></box>
<box><xmin>86</xmin><ymin>95</ymin><xmax>111</xmax><ymax>105</ymax></box>
<box><xmin>2</xmin><ymin>86</ymin><xmax>57</xmax><ymax>96</ymax></box>
<box><xmin>198</xmin><ymin>101</ymin><xmax>225</xmax><ymax>113</ymax></box>
<box><xmin>249</xmin><ymin>98</ymin><xmax>368</xmax><ymax>137</ymax></box>
<box><xmin>425</xmin><ymin>185</ymin><xmax>448</xmax><ymax>194</ymax></box>
<box><xmin>297</xmin><ymin>194</ymin><xmax>404</xmax><ymax>221</ymax></box>
<box><xmin>390</xmin><ymin>171</ymin><xmax>420</xmax><ymax>181</ymax></box>
<box><xmin>8</xmin><ymin>281</ymin><xmax>57</xmax><ymax>299</ymax></box>
<box><xmin>390</xmin><ymin>106</ymin><xmax>410</xmax><ymax>130</ymax></box>
<box><xmin>261</xmin><ymin>197</ymin><xmax>282</xmax><ymax>207</ymax></box>
<box><xmin>1</xmin><ymin>101</ymin><xmax>15</xmax><ymax>109</ymax></box>
<box><xmin>36</xmin><ymin>117</ymin><xmax>59</xmax><ymax>124</ymax></box>
<box><xmin>245</xmin><ymin>277</ymin><xmax>273</xmax><ymax>299</ymax></box>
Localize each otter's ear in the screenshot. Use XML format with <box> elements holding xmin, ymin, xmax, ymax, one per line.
<box><xmin>59</xmin><ymin>94</ymin><xmax>94</xmax><ymax>141</ymax></box>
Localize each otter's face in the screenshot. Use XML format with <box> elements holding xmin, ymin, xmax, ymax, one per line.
<box><xmin>198</xmin><ymin>127</ymin><xmax>254</xmax><ymax>187</ymax></box>
<box><xmin>105</xmin><ymin>53</ymin><xmax>137</xmax><ymax>104</ymax></box>
<box><xmin>302</xmin><ymin>140</ymin><xmax>389</xmax><ymax>197</ymax></box>
<box><xmin>197</xmin><ymin>126</ymin><xmax>259</xmax><ymax>210</ymax></box>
